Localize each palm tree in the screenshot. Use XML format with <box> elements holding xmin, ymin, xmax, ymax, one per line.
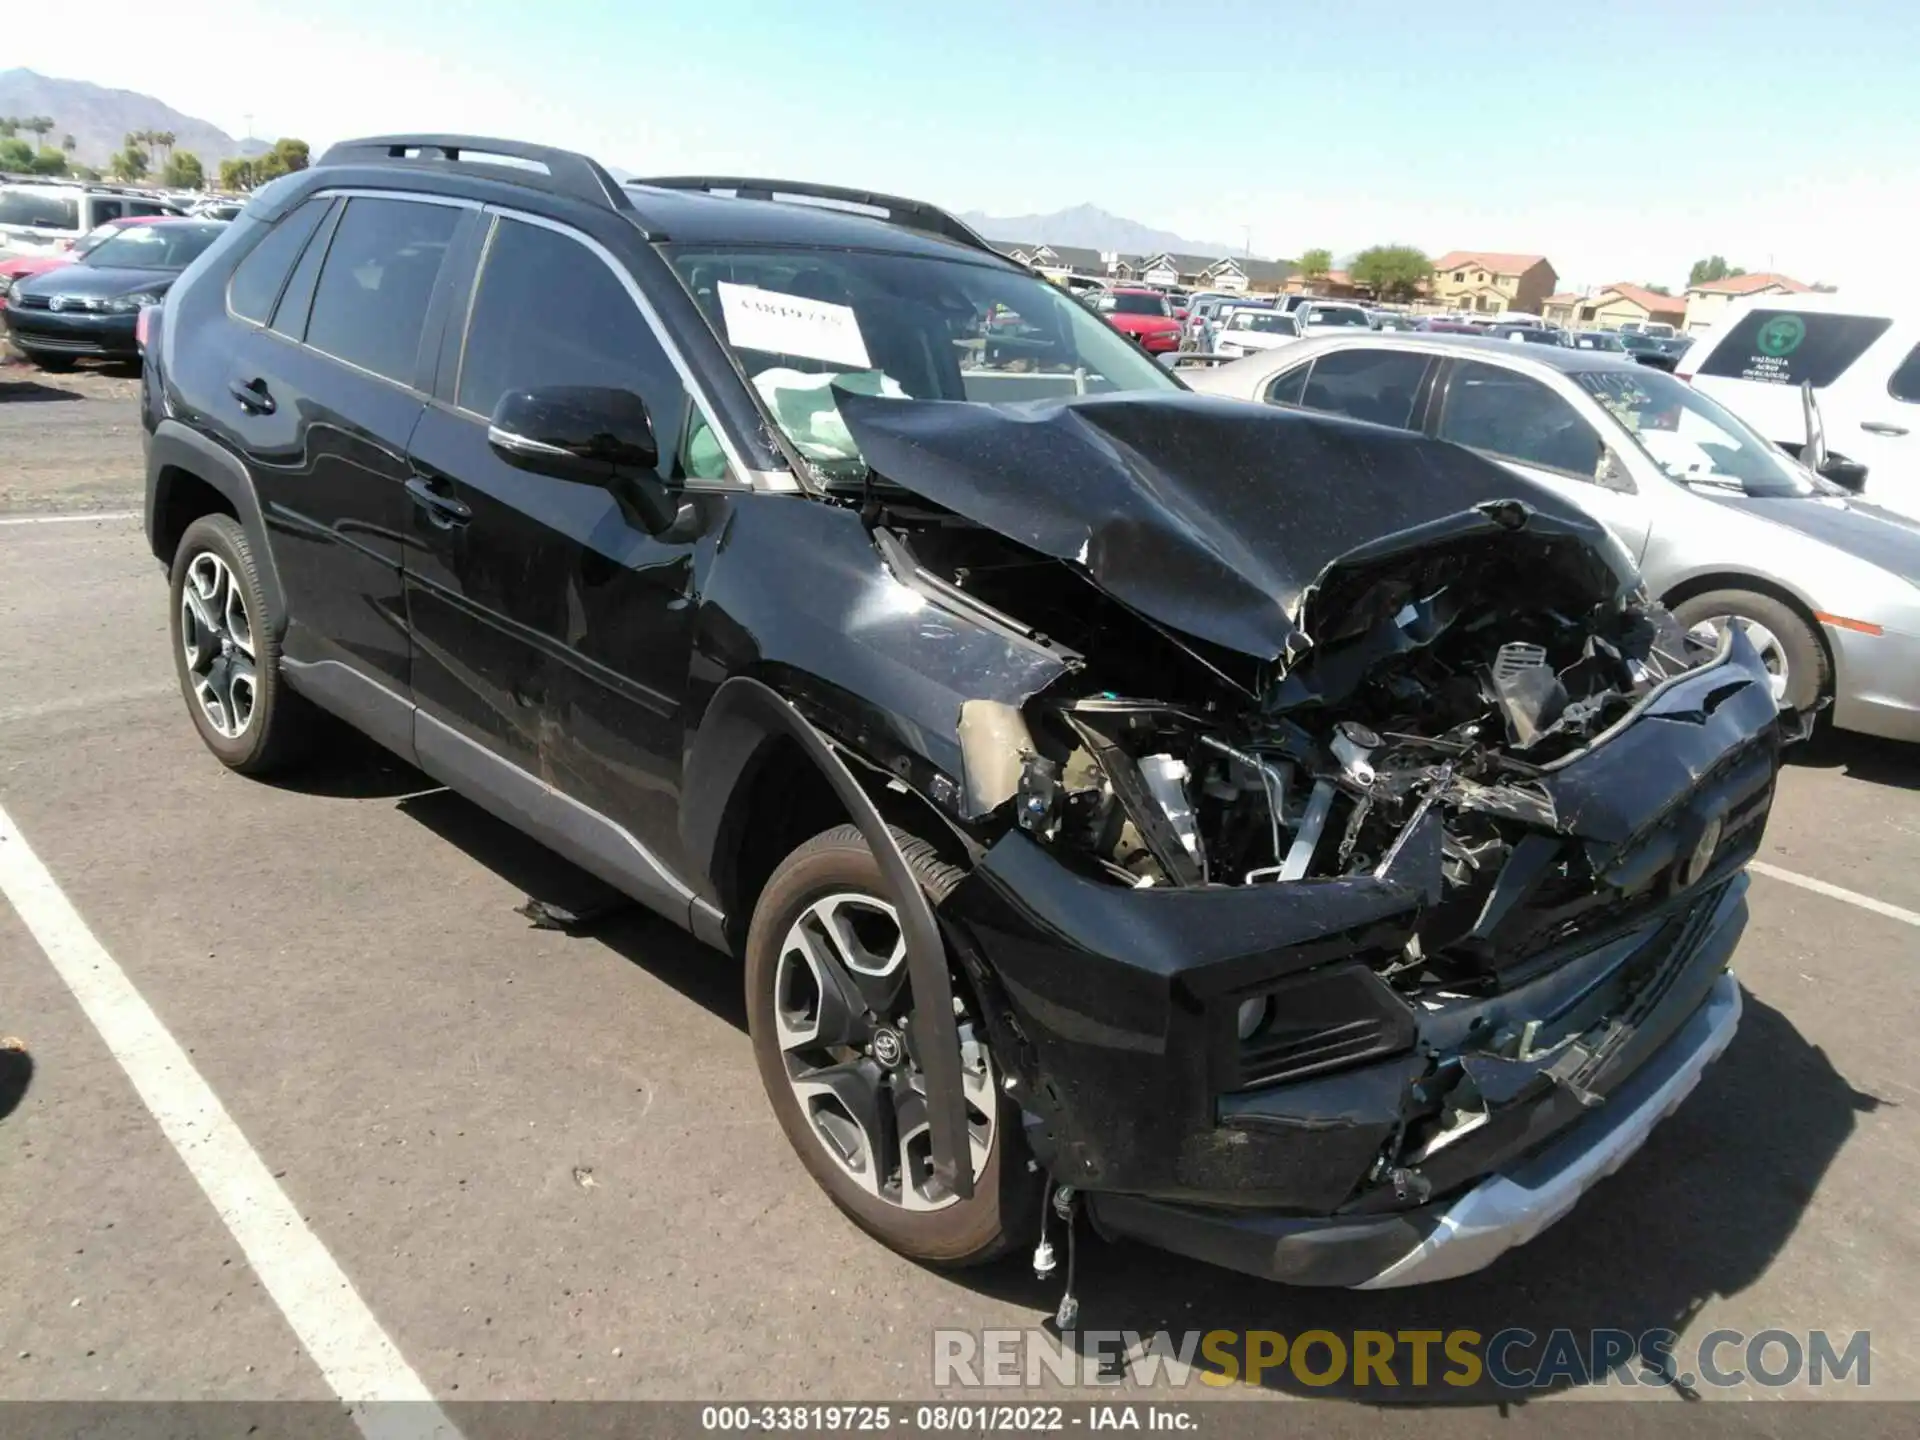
<box><xmin>60</xmin><ymin>134</ymin><xmax>75</xmax><ymax>153</ymax></box>
<box><xmin>25</xmin><ymin>117</ymin><xmax>54</xmax><ymax>145</ymax></box>
<box><xmin>154</xmin><ymin>130</ymin><xmax>176</xmax><ymax>165</ymax></box>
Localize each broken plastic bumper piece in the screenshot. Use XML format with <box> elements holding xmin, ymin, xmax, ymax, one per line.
<box><xmin>1082</xmin><ymin>885</ymin><xmax>1746</xmax><ymax>1288</ymax></box>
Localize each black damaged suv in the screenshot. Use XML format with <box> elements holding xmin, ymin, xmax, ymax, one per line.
<box><xmin>142</xmin><ymin>136</ymin><xmax>1785</xmax><ymax>1288</ymax></box>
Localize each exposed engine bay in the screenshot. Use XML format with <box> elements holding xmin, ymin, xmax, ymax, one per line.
<box><xmin>888</xmin><ymin>513</ymin><xmax>1743</xmax><ymax>994</ymax></box>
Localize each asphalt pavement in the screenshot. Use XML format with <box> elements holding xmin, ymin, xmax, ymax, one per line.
<box><xmin>2</xmin><ymin>359</ymin><xmax>1916</xmax><ymax>1428</ymax></box>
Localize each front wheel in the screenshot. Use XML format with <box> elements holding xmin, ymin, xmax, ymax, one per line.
<box><xmin>745</xmin><ymin>823</ymin><xmax>1040</xmax><ymax>1266</ymax></box>
<box><xmin>1670</xmin><ymin>589</ymin><xmax>1829</xmax><ymax>714</ymax></box>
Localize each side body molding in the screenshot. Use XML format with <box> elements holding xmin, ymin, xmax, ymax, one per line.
<box><xmin>145</xmin><ymin>418</ymin><xmax>288</xmax><ymax>632</ymax></box>
<box><xmin>682</xmin><ymin>676</ymin><xmax>973</xmax><ymax>1199</ymax></box>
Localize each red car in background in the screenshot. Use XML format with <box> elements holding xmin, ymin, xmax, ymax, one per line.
<box><xmin>1092</xmin><ymin>286</ymin><xmax>1182</xmax><ymax>353</ymax></box>
<box><xmin>0</xmin><ymin>215</ymin><xmax>200</xmax><ymax>300</ymax></box>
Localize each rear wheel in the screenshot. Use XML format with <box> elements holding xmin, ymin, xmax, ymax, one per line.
<box><xmin>745</xmin><ymin>823</ymin><xmax>1039</xmax><ymax>1266</ymax></box>
<box><xmin>1671</xmin><ymin>589</ymin><xmax>1829</xmax><ymax>713</ymax></box>
<box><xmin>29</xmin><ymin>353</ymin><xmax>75</xmax><ymax>373</ymax></box>
<box><xmin>168</xmin><ymin>514</ymin><xmax>314</xmax><ymax>774</ymax></box>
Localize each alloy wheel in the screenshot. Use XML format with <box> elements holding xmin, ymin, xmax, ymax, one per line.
<box><xmin>179</xmin><ymin>551</ymin><xmax>257</xmax><ymax>738</ymax></box>
<box><xmin>774</xmin><ymin>891</ymin><xmax>996</xmax><ymax>1211</ymax></box>
<box><xmin>1692</xmin><ymin>616</ymin><xmax>1789</xmax><ymax>704</ymax></box>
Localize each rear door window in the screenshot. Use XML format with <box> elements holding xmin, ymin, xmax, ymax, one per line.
<box><xmin>1264</xmin><ymin>364</ymin><xmax>1310</xmax><ymax>406</ymax></box>
<box><xmin>305</xmin><ymin>197</ymin><xmax>461</xmax><ymax>386</ymax></box>
<box><xmin>227</xmin><ymin>197</ymin><xmax>332</xmax><ymax>325</ymax></box>
<box><xmin>1297</xmin><ymin>348</ymin><xmax>1430</xmax><ymax>429</ymax></box>
<box><xmin>1697</xmin><ymin>308</ymin><xmax>1893</xmax><ymax>388</ymax></box>
<box><xmin>1437</xmin><ymin>360</ymin><xmax>1604</xmax><ymax>476</ymax></box>
<box><xmin>0</xmin><ymin>189</ymin><xmax>79</xmax><ymax>229</ymax></box>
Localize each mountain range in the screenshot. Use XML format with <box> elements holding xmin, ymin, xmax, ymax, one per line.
<box><xmin>0</xmin><ymin>69</ymin><xmax>263</xmax><ymax>168</ymax></box>
<box><xmin>956</xmin><ymin>203</ymin><xmax>1251</xmax><ymax>259</ymax></box>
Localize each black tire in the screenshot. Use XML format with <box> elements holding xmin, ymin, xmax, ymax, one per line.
<box><xmin>168</xmin><ymin>513</ymin><xmax>314</xmax><ymax>774</ymax></box>
<box><xmin>29</xmin><ymin>354</ymin><xmax>76</xmax><ymax>373</ymax></box>
<box><xmin>745</xmin><ymin>822</ymin><xmax>1040</xmax><ymax>1267</ymax></box>
<box><xmin>1670</xmin><ymin>589</ymin><xmax>1829</xmax><ymax>713</ymax></box>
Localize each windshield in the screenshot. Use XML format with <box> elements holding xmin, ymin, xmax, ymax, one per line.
<box><xmin>82</xmin><ymin>221</ymin><xmax>225</xmax><ymax>271</ymax></box>
<box><xmin>0</xmin><ymin>189</ymin><xmax>80</xmax><ymax>230</ymax></box>
<box><xmin>1571</xmin><ymin>332</ymin><xmax>1624</xmax><ymax>351</ymax></box>
<box><xmin>667</xmin><ymin>245</ymin><xmax>1179</xmax><ymax>480</ymax></box>
<box><xmin>73</xmin><ymin>223</ymin><xmax>124</xmax><ymax>257</ymax></box>
<box><xmin>1228</xmin><ymin>312</ymin><xmax>1293</xmax><ymax>333</ymax></box>
<box><xmin>1576</xmin><ymin>368</ymin><xmax>1822</xmax><ymax>497</ymax></box>
<box><xmin>1099</xmin><ymin>292</ymin><xmax>1169</xmax><ymax>317</ymax></box>
<box><xmin>1306</xmin><ymin>306</ymin><xmax>1370</xmax><ymax>327</ymax></box>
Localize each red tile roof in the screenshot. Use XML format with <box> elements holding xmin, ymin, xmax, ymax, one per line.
<box><xmin>1596</xmin><ymin>283</ymin><xmax>1686</xmax><ymax>317</ymax></box>
<box><xmin>1432</xmin><ymin>251</ymin><xmax>1552</xmax><ymax>276</ymax></box>
<box><xmin>1688</xmin><ymin>272</ymin><xmax>1811</xmax><ymax>296</ymax></box>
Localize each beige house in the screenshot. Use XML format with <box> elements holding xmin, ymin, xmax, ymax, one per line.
<box><xmin>1429</xmin><ymin>251</ymin><xmax>1558</xmax><ymax>315</ymax></box>
<box><xmin>1544</xmin><ymin>284</ymin><xmax>1687</xmax><ymax>332</ymax></box>
<box><xmin>1682</xmin><ymin>272</ymin><xmax>1811</xmax><ymax>334</ymax></box>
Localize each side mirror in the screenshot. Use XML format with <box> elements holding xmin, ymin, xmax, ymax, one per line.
<box><xmin>1819</xmin><ymin>455</ymin><xmax>1870</xmax><ymax>492</ymax></box>
<box><xmin>488</xmin><ymin>386</ymin><xmax>658</xmax><ymax>483</ymax></box>
<box><xmin>488</xmin><ymin>386</ymin><xmax>687</xmax><ymax>536</ymax></box>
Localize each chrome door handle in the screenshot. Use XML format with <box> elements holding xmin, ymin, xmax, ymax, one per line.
<box><xmin>1861</xmin><ymin>421</ymin><xmax>1910</xmax><ymax>437</ymax></box>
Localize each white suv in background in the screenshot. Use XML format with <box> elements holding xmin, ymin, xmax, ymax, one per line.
<box><xmin>0</xmin><ymin>182</ymin><xmax>182</xmax><ymax>260</ymax></box>
<box><xmin>1682</xmin><ymin>293</ymin><xmax>1920</xmax><ymax>518</ymax></box>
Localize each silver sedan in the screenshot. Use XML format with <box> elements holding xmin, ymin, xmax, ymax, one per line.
<box><xmin>1184</xmin><ymin>333</ymin><xmax>1920</xmax><ymax>743</ymax></box>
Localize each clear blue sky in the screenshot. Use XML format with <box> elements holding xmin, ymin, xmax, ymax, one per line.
<box><xmin>17</xmin><ymin>0</ymin><xmax>1916</xmax><ymax>290</ymax></box>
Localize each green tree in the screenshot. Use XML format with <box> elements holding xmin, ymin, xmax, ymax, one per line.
<box><xmin>219</xmin><ymin>156</ymin><xmax>257</xmax><ymax>190</ymax></box>
<box><xmin>29</xmin><ymin>147</ymin><xmax>70</xmax><ymax>176</ymax></box>
<box><xmin>60</xmin><ymin>133</ymin><xmax>76</xmax><ymax>153</ymax></box>
<box><xmin>0</xmin><ymin>136</ymin><xmax>34</xmax><ymax>170</ymax></box>
<box><xmin>0</xmin><ymin>118</ymin><xmax>18</xmax><ymax>139</ymax></box>
<box><xmin>1643</xmin><ymin>282</ymin><xmax>1672</xmax><ymax>296</ymax></box>
<box><xmin>110</xmin><ymin>145</ymin><xmax>150</xmax><ymax>181</ymax></box>
<box><xmin>1297</xmin><ymin>247</ymin><xmax>1333</xmax><ymax>284</ymax></box>
<box><xmin>70</xmin><ymin>163</ymin><xmax>101</xmax><ymax>182</ymax></box>
<box><xmin>1687</xmin><ymin>255</ymin><xmax>1747</xmax><ymax>287</ymax></box>
<box><xmin>24</xmin><ymin>116</ymin><xmax>54</xmax><ymax>145</ymax></box>
<box><xmin>153</xmin><ymin>130</ymin><xmax>176</xmax><ymax>165</ymax></box>
<box><xmin>1349</xmin><ymin>244</ymin><xmax>1432</xmax><ymax>302</ymax></box>
<box><xmin>162</xmin><ymin>150</ymin><xmax>205</xmax><ymax>189</ymax></box>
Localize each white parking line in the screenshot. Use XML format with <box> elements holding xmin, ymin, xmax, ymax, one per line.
<box><xmin>0</xmin><ymin>510</ymin><xmax>140</xmax><ymax>527</ymax></box>
<box><xmin>0</xmin><ymin>802</ymin><xmax>462</xmax><ymax>1440</ymax></box>
<box><xmin>1751</xmin><ymin>860</ymin><xmax>1920</xmax><ymax>929</ymax></box>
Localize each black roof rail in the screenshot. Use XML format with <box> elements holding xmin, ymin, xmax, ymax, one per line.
<box><xmin>316</xmin><ymin>135</ymin><xmax>632</xmax><ymax>213</ymax></box>
<box><xmin>630</xmin><ymin>176</ymin><xmax>995</xmax><ymax>255</ymax></box>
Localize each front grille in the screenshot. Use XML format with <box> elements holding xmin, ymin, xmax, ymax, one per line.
<box><xmin>14</xmin><ymin>293</ymin><xmax>52</xmax><ymax>310</ymax></box>
<box><xmin>15</xmin><ymin>334</ymin><xmax>108</xmax><ymax>353</ymax></box>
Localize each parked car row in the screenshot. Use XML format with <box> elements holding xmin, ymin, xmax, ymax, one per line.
<box><xmin>127</xmin><ymin>135</ymin><xmax>1854</xmax><ymax>1309</ymax></box>
<box><xmin>2</xmin><ymin>213</ymin><xmax>229</xmax><ymax>366</ymax></box>
<box><xmin>1187</xmin><ymin>333</ymin><xmax>1920</xmax><ymax>742</ymax></box>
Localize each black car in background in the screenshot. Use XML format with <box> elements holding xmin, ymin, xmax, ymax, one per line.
<box><xmin>1618</xmin><ymin>328</ymin><xmax>1683</xmax><ymax>372</ymax></box>
<box><xmin>139</xmin><ymin>135</ymin><xmax>1783</xmax><ymax>1293</ymax></box>
<box><xmin>4</xmin><ymin>217</ymin><xmax>226</xmax><ymax>368</ymax></box>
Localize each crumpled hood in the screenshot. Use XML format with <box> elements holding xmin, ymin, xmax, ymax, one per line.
<box><xmin>834</xmin><ymin>388</ymin><xmax>1615</xmax><ymax>661</ymax></box>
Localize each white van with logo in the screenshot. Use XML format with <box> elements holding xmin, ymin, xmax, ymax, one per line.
<box><xmin>1681</xmin><ymin>293</ymin><xmax>1920</xmax><ymax>518</ymax></box>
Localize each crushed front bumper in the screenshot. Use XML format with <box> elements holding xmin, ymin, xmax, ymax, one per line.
<box><xmin>1087</xmin><ymin>958</ymin><xmax>1742</xmax><ymax>1288</ymax></box>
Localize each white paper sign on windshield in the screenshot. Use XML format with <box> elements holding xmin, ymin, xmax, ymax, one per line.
<box><xmin>717</xmin><ymin>281</ymin><xmax>872</xmax><ymax>370</ymax></box>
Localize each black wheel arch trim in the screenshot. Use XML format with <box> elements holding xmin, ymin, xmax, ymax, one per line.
<box><xmin>683</xmin><ymin>675</ymin><xmax>973</xmax><ymax>1200</ymax></box>
<box><xmin>146</xmin><ymin>419</ymin><xmax>288</xmax><ymax>635</ymax></box>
